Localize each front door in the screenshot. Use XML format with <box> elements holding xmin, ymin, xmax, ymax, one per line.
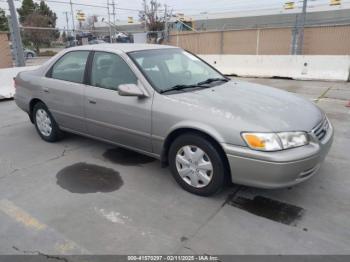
<box><xmin>84</xmin><ymin>51</ymin><xmax>153</xmax><ymax>152</ymax></box>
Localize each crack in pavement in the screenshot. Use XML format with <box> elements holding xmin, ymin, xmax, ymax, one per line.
<box><xmin>182</xmin><ymin>245</ymin><xmax>197</xmax><ymax>254</ymax></box>
<box><xmin>0</xmin><ymin>148</ymin><xmax>68</xmax><ymax>181</ymax></box>
<box><xmin>47</xmin><ymin>149</ymin><xmax>67</xmax><ymax>162</ymax></box>
<box><xmin>0</xmin><ymin>120</ymin><xmax>28</xmax><ymax>129</ymax></box>
<box><xmin>0</xmin><ymin>140</ymin><xmax>95</xmax><ymax>183</ymax></box>
<box><xmin>0</xmin><ymin>142</ymin><xmax>94</xmax><ymax>183</ymax></box>
<box><xmin>174</xmin><ymin>186</ymin><xmax>243</xmax><ymax>253</ymax></box>
<box><xmin>13</xmin><ymin>246</ymin><xmax>69</xmax><ymax>262</ymax></box>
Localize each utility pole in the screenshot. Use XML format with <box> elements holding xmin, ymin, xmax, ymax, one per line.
<box><xmin>107</xmin><ymin>0</ymin><xmax>112</xmax><ymax>43</ymax></box>
<box><xmin>112</xmin><ymin>0</ymin><xmax>116</xmax><ymax>38</ymax></box>
<box><xmin>69</xmin><ymin>0</ymin><xmax>76</xmax><ymax>39</ymax></box>
<box><xmin>164</xmin><ymin>4</ymin><xmax>168</xmax><ymax>41</ymax></box>
<box><xmin>144</xmin><ymin>0</ymin><xmax>147</xmax><ymax>31</ymax></box>
<box><xmin>7</xmin><ymin>0</ymin><xmax>25</xmax><ymax>67</ymax></box>
<box><xmin>63</xmin><ymin>11</ymin><xmax>70</xmax><ymax>36</ymax></box>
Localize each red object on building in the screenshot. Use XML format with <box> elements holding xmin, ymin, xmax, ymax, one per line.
<box><xmin>346</xmin><ymin>101</ymin><xmax>350</xmax><ymax>108</ymax></box>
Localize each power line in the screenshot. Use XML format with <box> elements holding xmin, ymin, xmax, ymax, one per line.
<box><xmin>38</xmin><ymin>0</ymin><xmax>141</xmax><ymax>11</ymax></box>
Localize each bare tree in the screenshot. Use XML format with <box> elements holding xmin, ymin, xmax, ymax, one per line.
<box><xmin>23</xmin><ymin>13</ymin><xmax>59</xmax><ymax>52</ymax></box>
<box><xmin>82</xmin><ymin>15</ymin><xmax>98</xmax><ymax>31</ymax></box>
<box><xmin>140</xmin><ymin>0</ymin><xmax>163</xmax><ymax>31</ymax></box>
<box><xmin>139</xmin><ymin>0</ymin><xmax>171</xmax><ymax>42</ymax></box>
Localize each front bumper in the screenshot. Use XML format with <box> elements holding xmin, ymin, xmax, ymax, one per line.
<box><xmin>222</xmin><ymin>122</ymin><xmax>334</xmax><ymax>189</ymax></box>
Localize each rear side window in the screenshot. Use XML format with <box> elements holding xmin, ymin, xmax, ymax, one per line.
<box><xmin>90</xmin><ymin>52</ymin><xmax>137</xmax><ymax>91</ymax></box>
<box><xmin>50</xmin><ymin>51</ymin><xmax>89</xmax><ymax>83</ymax></box>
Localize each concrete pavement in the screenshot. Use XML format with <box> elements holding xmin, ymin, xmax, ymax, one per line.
<box><xmin>0</xmin><ymin>78</ymin><xmax>349</xmax><ymax>255</ymax></box>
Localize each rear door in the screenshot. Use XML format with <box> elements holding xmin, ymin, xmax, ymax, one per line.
<box><xmin>41</xmin><ymin>50</ymin><xmax>90</xmax><ymax>133</ymax></box>
<box><xmin>84</xmin><ymin>51</ymin><xmax>153</xmax><ymax>152</ymax></box>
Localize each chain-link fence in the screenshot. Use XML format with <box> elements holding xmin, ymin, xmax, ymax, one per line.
<box><xmin>5</xmin><ymin>25</ymin><xmax>166</xmax><ymax>67</ymax></box>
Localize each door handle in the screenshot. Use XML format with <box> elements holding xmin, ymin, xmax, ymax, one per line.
<box><xmin>43</xmin><ymin>87</ymin><xmax>49</xmax><ymax>93</ymax></box>
<box><xmin>88</xmin><ymin>99</ymin><xmax>97</xmax><ymax>104</ymax></box>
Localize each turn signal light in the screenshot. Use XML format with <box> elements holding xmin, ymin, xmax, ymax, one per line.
<box><xmin>244</xmin><ymin>134</ymin><xmax>266</xmax><ymax>149</ymax></box>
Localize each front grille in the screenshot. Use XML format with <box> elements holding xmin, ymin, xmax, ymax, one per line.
<box><xmin>312</xmin><ymin>117</ymin><xmax>329</xmax><ymax>141</ymax></box>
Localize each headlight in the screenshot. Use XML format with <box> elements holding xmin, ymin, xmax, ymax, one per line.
<box><xmin>278</xmin><ymin>132</ymin><xmax>309</xmax><ymax>150</ymax></box>
<box><xmin>242</xmin><ymin>132</ymin><xmax>309</xmax><ymax>151</ymax></box>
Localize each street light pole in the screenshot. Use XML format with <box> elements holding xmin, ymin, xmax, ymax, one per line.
<box><xmin>7</xmin><ymin>0</ymin><xmax>25</xmax><ymax>67</ymax></box>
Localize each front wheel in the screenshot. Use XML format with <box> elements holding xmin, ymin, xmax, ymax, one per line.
<box><xmin>33</xmin><ymin>102</ymin><xmax>62</xmax><ymax>142</ymax></box>
<box><xmin>168</xmin><ymin>134</ymin><xmax>227</xmax><ymax>196</ymax></box>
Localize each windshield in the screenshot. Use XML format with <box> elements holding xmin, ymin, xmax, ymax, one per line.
<box><xmin>128</xmin><ymin>48</ymin><xmax>225</xmax><ymax>93</ymax></box>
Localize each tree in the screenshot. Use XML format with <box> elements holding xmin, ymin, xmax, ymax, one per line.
<box><xmin>82</xmin><ymin>15</ymin><xmax>98</xmax><ymax>31</ymax></box>
<box><xmin>61</xmin><ymin>31</ymin><xmax>67</xmax><ymax>42</ymax></box>
<box><xmin>139</xmin><ymin>0</ymin><xmax>171</xmax><ymax>43</ymax></box>
<box><xmin>139</xmin><ymin>0</ymin><xmax>165</xmax><ymax>32</ymax></box>
<box><xmin>17</xmin><ymin>0</ymin><xmax>38</xmax><ymax>24</ymax></box>
<box><xmin>17</xmin><ymin>0</ymin><xmax>59</xmax><ymax>52</ymax></box>
<box><xmin>0</xmin><ymin>8</ymin><xmax>9</xmax><ymax>32</ymax></box>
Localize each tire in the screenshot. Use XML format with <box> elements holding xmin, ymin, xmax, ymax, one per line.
<box><xmin>33</xmin><ymin>102</ymin><xmax>63</xmax><ymax>142</ymax></box>
<box><xmin>168</xmin><ymin>133</ymin><xmax>227</xmax><ymax>196</ymax></box>
<box><xmin>26</xmin><ymin>53</ymin><xmax>34</xmax><ymax>59</ymax></box>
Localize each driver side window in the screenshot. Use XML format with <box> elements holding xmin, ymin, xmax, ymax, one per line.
<box><xmin>91</xmin><ymin>52</ymin><xmax>137</xmax><ymax>91</ymax></box>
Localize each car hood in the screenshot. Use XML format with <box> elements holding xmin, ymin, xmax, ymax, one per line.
<box><xmin>168</xmin><ymin>80</ymin><xmax>324</xmax><ymax>132</ymax></box>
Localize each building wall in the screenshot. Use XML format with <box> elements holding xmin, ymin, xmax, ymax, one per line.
<box><xmin>167</xmin><ymin>25</ymin><xmax>350</xmax><ymax>55</ymax></box>
<box><xmin>0</xmin><ymin>33</ymin><xmax>12</xmax><ymax>69</ymax></box>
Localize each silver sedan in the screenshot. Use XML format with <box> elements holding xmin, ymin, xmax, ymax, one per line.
<box><xmin>14</xmin><ymin>44</ymin><xmax>333</xmax><ymax>196</ymax></box>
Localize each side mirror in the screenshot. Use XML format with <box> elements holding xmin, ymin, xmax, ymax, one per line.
<box><xmin>118</xmin><ymin>84</ymin><xmax>145</xmax><ymax>97</ymax></box>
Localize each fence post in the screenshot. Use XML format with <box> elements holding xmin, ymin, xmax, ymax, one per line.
<box><xmin>256</xmin><ymin>29</ymin><xmax>260</xmax><ymax>55</ymax></box>
<box><xmin>197</xmin><ymin>32</ymin><xmax>200</xmax><ymax>54</ymax></box>
<box><xmin>220</xmin><ymin>31</ymin><xmax>224</xmax><ymax>54</ymax></box>
<box><xmin>176</xmin><ymin>31</ymin><xmax>179</xmax><ymax>47</ymax></box>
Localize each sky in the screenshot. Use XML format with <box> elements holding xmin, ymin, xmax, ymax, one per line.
<box><xmin>0</xmin><ymin>0</ymin><xmax>344</xmax><ymax>30</ymax></box>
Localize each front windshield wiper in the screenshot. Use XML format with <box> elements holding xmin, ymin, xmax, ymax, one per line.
<box><xmin>160</xmin><ymin>77</ymin><xmax>230</xmax><ymax>94</ymax></box>
<box><xmin>160</xmin><ymin>84</ymin><xmax>204</xmax><ymax>94</ymax></box>
<box><xmin>197</xmin><ymin>77</ymin><xmax>229</xmax><ymax>86</ymax></box>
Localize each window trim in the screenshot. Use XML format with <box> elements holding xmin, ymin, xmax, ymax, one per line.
<box><xmin>45</xmin><ymin>50</ymin><xmax>91</xmax><ymax>84</ymax></box>
<box><xmin>84</xmin><ymin>51</ymin><xmax>94</xmax><ymax>85</ymax></box>
<box><xmin>86</xmin><ymin>50</ymin><xmax>139</xmax><ymax>91</ymax></box>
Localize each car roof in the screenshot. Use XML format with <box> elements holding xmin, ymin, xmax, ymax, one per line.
<box><xmin>67</xmin><ymin>43</ymin><xmax>179</xmax><ymax>53</ymax></box>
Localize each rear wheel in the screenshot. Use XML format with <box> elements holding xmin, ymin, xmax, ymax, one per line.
<box><xmin>168</xmin><ymin>133</ymin><xmax>227</xmax><ymax>196</ymax></box>
<box><xmin>33</xmin><ymin>102</ymin><xmax>62</xmax><ymax>142</ymax></box>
